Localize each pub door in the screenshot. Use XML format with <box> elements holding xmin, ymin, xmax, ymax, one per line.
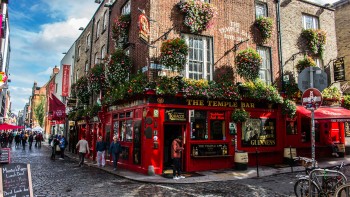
<box><xmin>163</xmin><ymin>124</ymin><xmax>183</xmax><ymax>173</ymax></box>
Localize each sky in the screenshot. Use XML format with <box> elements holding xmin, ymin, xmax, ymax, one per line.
<box><xmin>7</xmin><ymin>0</ymin><xmax>340</xmax><ymax>115</ymax></box>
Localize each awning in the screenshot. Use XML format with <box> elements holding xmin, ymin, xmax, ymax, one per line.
<box><xmin>297</xmin><ymin>106</ymin><xmax>350</xmax><ymax>122</ymax></box>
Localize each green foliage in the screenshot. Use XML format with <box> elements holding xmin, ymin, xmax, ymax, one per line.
<box><xmin>214</xmin><ymin>65</ymin><xmax>234</xmax><ymax>84</ymax></box>
<box><xmin>106</xmin><ymin>49</ymin><xmax>131</xmax><ymax>88</ymax></box>
<box><xmin>241</xmin><ymin>80</ymin><xmax>283</xmax><ymax>103</ymax></box>
<box><xmin>34</xmin><ymin>96</ymin><xmax>45</xmax><ymax>127</ymax></box>
<box><xmin>343</xmin><ymin>95</ymin><xmax>350</xmax><ymax>109</ymax></box>
<box><xmin>282</xmin><ymin>99</ymin><xmax>297</xmax><ymax>118</ymax></box>
<box><xmin>235</xmin><ymin>48</ymin><xmax>262</xmax><ymax>81</ymax></box>
<box><xmin>160</xmin><ymin>38</ymin><xmax>188</xmax><ymax>71</ymax></box>
<box><xmin>112</xmin><ymin>14</ymin><xmax>131</xmax><ymax>47</ymax></box>
<box><xmin>178</xmin><ymin>0</ymin><xmax>217</xmax><ymax>33</ymax></box>
<box><xmin>301</xmin><ymin>29</ymin><xmax>326</xmax><ymax>58</ymax></box>
<box><xmin>88</xmin><ymin>63</ymin><xmax>107</xmax><ymax>93</ymax></box>
<box><xmin>75</xmin><ymin>76</ymin><xmax>91</xmax><ymax>104</ymax></box>
<box><xmin>255</xmin><ymin>16</ymin><xmax>273</xmax><ymax>43</ymax></box>
<box><xmin>322</xmin><ymin>86</ymin><xmax>341</xmax><ymax>100</ymax></box>
<box><xmin>296</xmin><ymin>56</ymin><xmax>316</xmax><ymax>73</ymax></box>
<box><xmin>231</xmin><ymin>109</ymin><xmax>250</xmax><ymax>123</ymax></box>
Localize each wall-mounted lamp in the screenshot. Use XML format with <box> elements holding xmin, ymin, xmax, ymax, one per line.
<box><xmin>95</xmin><ymin>0</ymin><xmax>101</xmax><ymax>4</ymax></box>
<box><xmin>62</xmin><ymin>52</ymin><xmax>67</xmax><ymax>55</ymax></box>
<box><xmin>79</xmin><ymin>27</ymin><xmax>84</xmax><ymax>31</ymax></box>
<box><xmin>104</xmin><ymin>3</ymin><xmax>112</xmax><ymax>8</ymax></box>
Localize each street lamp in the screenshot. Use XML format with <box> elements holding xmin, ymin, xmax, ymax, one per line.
<box><xmin>79</xmin><ymin>27</ymin><xmax>84</xmax><ymax>31</ymax></box>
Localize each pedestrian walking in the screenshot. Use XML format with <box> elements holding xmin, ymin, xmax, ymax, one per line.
<box><xmin>76</xmin><ymin>135</ymin><xmax>89</xmax><ymax>167</ymax></box>
<box><xmin>21</xmin><ymin>132</ymin><xmax>27</xmax><ymax>150</ymax></box>
<box><xmin>8</xmin><ymin>132</ymin><xmax>14</xmax><ymax>148</ymax></box>
<box><xmin>96</xmin><ymin>136</ymin><xmax>107</xmax><ymax>167</ymax></box>
<box><xmin>14</xmin><ymin>132</ymin><xmax>20</xmax><ymax>148</ymax></box>
<box><xmin>109</xmin><ymin>136</ymin><xmax>122</xmax><ymax>171</ymax></box>
<box><xmin>50</xmin><ymin>137</ymin><xmax>59</xmax><ymax>160</ymax></box>
<box><xmin>59</xmin><ymin>135</ymin><xmax>67</xmax><ymax>159</ymax></box>
<box><xmin>171</xmin><ymin>136</ymin><xmax>185</xmax><ymax>180</ymax></box>
<box><xmin>28</xmin><ymin>133</ymin><xmax>34</xmax><ymax>150</ymax></box>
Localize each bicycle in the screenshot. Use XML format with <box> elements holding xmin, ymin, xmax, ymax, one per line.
<box><xmin>334</xmin><ymin>182</ymin><xmax>350</xmax><ymax>197</ymax></box>
<box><xmin>294</xmin><ymin>161</ymin><xmax>346</xmax><ymax>197</ymax></box>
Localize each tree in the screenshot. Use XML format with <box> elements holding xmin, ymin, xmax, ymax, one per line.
<box><xmin>34</xmin><ymin>96</ymin><xmax>45</xmax><ymax>127</ymax></box>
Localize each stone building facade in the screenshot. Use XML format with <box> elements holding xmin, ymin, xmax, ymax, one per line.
<box><xmin>334</xmin><ymin>0</ymin><xmax>350</xmax><ymax>91</ymax></box>
<box><xmin>280</xmin><ymin>0</ymin><xmax>337</xmax><ymax>85</ymax></box>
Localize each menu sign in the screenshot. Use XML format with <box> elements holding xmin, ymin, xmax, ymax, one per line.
<box><xmin>0</xmin><ymin>163</ymin><xmax>33</xmax><ymax>197</ymax></box>
<box><xmin>334</xmin><ymin>58</ymin><xmax>345</xmax><ymax>82</ymax></box>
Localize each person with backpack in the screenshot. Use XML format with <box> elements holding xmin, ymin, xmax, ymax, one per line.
<box><xmin>59</xmin><ymin>135</ymin><xmax>67</xmax><ymax>159</ymax></box>
<box><xmin>109</xmin><ymin>136</ymin><xmax>122</xmax><ymax>171</ymax></box>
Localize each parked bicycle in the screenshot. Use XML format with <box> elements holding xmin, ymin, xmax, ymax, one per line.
<box><xmin>294</xmin><ymin>157</ymin><xmax>346</xmax><ymax>197</ymax></box>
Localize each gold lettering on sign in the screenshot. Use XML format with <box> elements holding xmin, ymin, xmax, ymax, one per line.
<box><xmin>166</xmin><ymin>110</ymin><xmax>186</xmax><ymax>121</ymax></box>
<box><xmin>240</xmin><ymin>102</ymin><xmax>255</xmax><ymax>108</ymax></box>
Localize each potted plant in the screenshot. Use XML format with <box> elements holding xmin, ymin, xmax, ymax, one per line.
<box><xmin>282</xmin><ymin>99</ymin><xmax>297</xmax><ymax>118</ymax></box>
<box><xmin>296</xmin><ymin>56</ymin><xmax>316</xmax><ymax>73</ymax></box>
<box><xmin>301</xmin><ymin>29</ymin><xmax>326</xmax><ymax>58</ymax></box>
<box><xmin>322</xmin><ymin>86</ymin><xmax>341</xmax><ymax>106</ymax></box>
<box><xmin>160</xmin><ymin>38</ymin><xmax>188</xmax><ymax>71</ymax></box>
<box><xmin>255</xmin><ymin>16</ymin><xmax>273</xmax><ymax>43</ymax></box>
<box><xmin>343</xmin><ymin>95</ymin><xmax>350</xmax><ymax>109</ymax></box>
<box><xmin>106</xmin><ymin>49</ymin><xmax>132</xmax><ymax>88</ymax></box>
<box><xmin>178</xmin><ymin>0</ymin><xmax>217</xmax><ymax>33</ymax></box>
<box><xmin>235</xmin><ymin>48</ymin><xmax>262</xmax><ymax>81</ymax></box>
<box><xmin>231</xmin><ymin>109</ymin><xmax>250</xmax><ymax>123</ymax></box>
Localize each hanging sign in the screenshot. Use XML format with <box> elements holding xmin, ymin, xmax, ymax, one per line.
<box><xmin>62</xmin><ymin>64</ymin><xmax>70</xmax><ymax>97</ymax></box>
<box><xmin>334</xmin><ymin>57</ymin><xmax>345</xmax><ymax>82</ymax></box>
<box><xmin>138</xmin><ymin>13</ymin><xmax>150</xmax><ymax>42</ymax></box>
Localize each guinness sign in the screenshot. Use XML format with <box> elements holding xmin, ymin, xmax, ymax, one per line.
<box><xmin>165</xmin><ymin>109</ymin><xmax>187</xmax><ymax>122</ymax></box>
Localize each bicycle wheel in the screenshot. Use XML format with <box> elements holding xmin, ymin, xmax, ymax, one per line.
<box><xmin>294</xmin><ymin>178</ymin><xmax>320</xmax><ymax>197</ymax></box>
<box><xmin>334</xmin><ymin>184</ymin><xmax>350</xmax><ymax>197</ymax></box>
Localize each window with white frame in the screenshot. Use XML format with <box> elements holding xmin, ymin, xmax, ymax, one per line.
<box><xmin>121</xmin><ymin>0</ymin><xmax>131</xmax><ymax>15</ymax></box>
<box><xmin>183</xmin><ymin>35</ymin><xmax>213</xmax><ymax>80</ymax></box>
<box><xmin>94</xmin><ymin>52</ymin><xmax>99</xmax><ymax>65</ymax></box>
<box><xmin>256</xmin><ymin>2</ymin><xmax>267</xmax><ymax>18</ymax></box>
<box><xmin>103</xmin><ymin>11</ymin><xmax>108</xmax><ymax>31</ymax></box>
<box><xmin>257</xmin><ymin>46</ymin><xmax>272</xmax><ymax>85</ymax></box>
<box><xmin>86</xmin><ymin>34</ymin><xmax>91</xmax><ymax>51</ymax></box>
<box><xmin>101</xmin><ymin>45</ymin><xmax>106</xmax><ymax>60</ymax></box>
<box><xmin>302</xmin><ymin>14</ymin><xmax>319</xmax><ymax>29</ymax></box>
<box><xmin>96</xmin><ymin>20</ymin><xmax>100</xmax><ymax>38</ymax></box>
<box><xmin>85</xmin><ymin>61</ymin><xmax>89</xmax><ymax>74</ymax></box>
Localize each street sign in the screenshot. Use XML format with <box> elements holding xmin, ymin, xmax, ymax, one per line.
<box><xmin>298</xmin><ymin>67</ymin><xmax>328</xmax><ymax>92</ymax></box>
<box><xmin>302</xmin><ymin>88</ymin><xmax>323</xmax><ymax>110</ymax></box>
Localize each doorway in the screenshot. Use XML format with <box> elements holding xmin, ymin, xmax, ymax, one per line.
<box><xmin>163</xmin><ymin>124</ymin><xmax>183</xmax><ymax>173</ymax></box>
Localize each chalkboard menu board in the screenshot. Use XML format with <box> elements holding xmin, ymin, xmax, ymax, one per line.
<box><xmin>0</xmin><ymin>163</ymin><xmax>33</xmax><ymax>197</ymax></box>
<box><xmin>191</xmin><ymin>144</ymin><xmax>228</xmax><ymax>157</ymax></box>
<box><xmin>0</xmin><ymin>148</ymin><xmax>10</xmax><ymax>163</ymax></box>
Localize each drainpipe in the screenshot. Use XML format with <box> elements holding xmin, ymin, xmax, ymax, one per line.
<box><xmin>276</xmin><ymin>0</ymin><xmax>284</xmax><ymax>92</ymax></box>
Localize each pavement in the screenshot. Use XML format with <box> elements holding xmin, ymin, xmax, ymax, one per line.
<box><xmin>56</xmin><ymin>143</ymin><xmax>350</xmax><ymax>184</ymax></box>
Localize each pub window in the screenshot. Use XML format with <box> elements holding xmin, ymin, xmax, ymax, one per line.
<box><xmin>183</xmin><ymin>34</ymin><xmax>213</xmax><ymax>80</ymax></box>
<box><xmin>86</xmin><ymin>33</ymin><xmax>91</xmax><ymax>51</ymax></box>
<box><xmin>94</xmin><ymin>52</ymin><xmax>99</xmax><ymax>65</ymax></box>
<box><xmin>103</xmin><ymin>10</ymin><xmax>108</xmax><ymax>31</ymax></box>
<box><xmin>125</xmin><ymin>120</ymin><xmax>133</xmax><ymax>142</ymax></box>
<box><xmin>96</xmin><ymin>19</ymin><xmax>100</xmax><ymax>39</ymax></box>
<box><xmin>210</xmin><ymin>120</ymin><xmax>225</xmax><ymax>140</ymax></box>
<box><xmin>121</xmin><ymin>0</ymin><xmax>131</xmax><ymax>15</ymax></box>
<box><xmin>126</xmin><ymin>111</ymin><xmax>133</xmax><ymax>118</ymax></box>
<box><xmin>85</xmin><ymin>61</ymin><xmax>89</xmax><ymax>75</ymax></box>
<box><xmin>286</xmin><ymin>121</ymin><xmax>297</xmax><ymax>135</ymax></box>
<box><xmin>113</xmin><ymin>121</ymin><xmax>119</xmax><ymax>139</ymax></box>
<box><xmin>257</xmin><ymin>46</ymin><xmax>272</xmax><ymax>85</ymax></box>
<box><xmin>302</xmin><ymin>14</ymin><xmax>319</xmax><ymax>30</ymax></box>
<box><xmin>301</xmin><ymin>117</ymin><xmax>310</xmax><ymax>142</ymax></box>
<box><xmin>120</xmin><ymin>121</ymin><xmax>126</xmax><ymax>142</ymax></box>
<box><xmin>345</xmin><ymin>122</ymin><xmax>350</xmax><ymax>137</ymax></box>
<box><xmin>113</xmin><ymin>114</ymin><xmax>118</xmax><ymax>119</ymax></box>
<box><xmin>256</xmin><ymin>2</ymin><xmax>267</xmax><ymax>18</ymax></box>
<box><xmin>191</xmin><ymin>110</ymin><xmax>207</xmax><ymax>140</ymax></box>
<box><xmin>101</xmin><ymin>45</ymin><xmax>106</xmax><ymax>60</ymax></box>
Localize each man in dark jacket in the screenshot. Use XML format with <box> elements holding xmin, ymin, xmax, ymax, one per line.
<box><xmin>96</xmin><ymin>136</ymin><xmax>107</xmax><ymax>167</ymax></box>
<box><xmin>109</xmin><ymin>136</ymin><xmax>122</xmax><ymax>171</ymax></box>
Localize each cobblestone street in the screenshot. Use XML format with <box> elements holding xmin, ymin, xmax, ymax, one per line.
<box><xmin>4</xmin><ymin>143</ymin><xmax>350</xmax><ymax>197</ymax></box>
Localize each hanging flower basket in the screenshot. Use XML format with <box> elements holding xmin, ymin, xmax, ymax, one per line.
<box><xmin>88</xmin><ymin>63</ymin><xmax>107</xmax><ymax>93</ymax></box>
<box><xmin>301</xmin><ymin>29</ymin><xmax>326</xmax><ymax>58</ymax></box>
<box><xmin>160</xmin><ymin>38</ymin><xmax>188</xmax><ymax>71</ymax></box>
<box><xmin>231</xmin><ymin>109</ymin><xmax>250</xmax><ymax>123</ymax></box>
<box><xmin>75</xmin><ymin>76</ymin><xmax>91</xmax><ymax>104</ymax></box>
<box><xmin>112</xmin><ymin>14</ymin><xmax>131</xmax><ymax>47</ymax></box>
<box><xmin>255</xmin><ymin>16</ymin><xmax>273</xmax><ymax>43</ymax></box>
<box><xmin>214</xmin><ymin>64</ymin><xmax>234</xmax><ymax>84</ymax></box>
<box><xmin>282</xmin><ymin>99</ymin><xmax>297</xmax><ymax>118</ymax></box>
<box><xmin>235</xmin><ymin>48</ymin><xmax>262</xmax><ymax>81</ymax></box>
<box><xmin>106</xmin><ymin>49</ymin><xmax>132</xmax><ymax>88</ymax></box>
<box><xmin>322</xmin><ymin>86</ymin><xmax>341</xmax><ymax>106</ymax></box>
<box><xmin>178</xmin><ymin>0</ymin><xmax>217</xmax><ymax>33</ymax></box>
<box><xmin>296</xmin><ymin>56</ymin><xmax>316</xmax><ymax>73</ymax></box>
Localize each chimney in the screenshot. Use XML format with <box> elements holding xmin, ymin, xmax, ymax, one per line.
<box><xmin>53</xmin><ymin>65</ymin><xmax>59</xmax><ymax>74</ymax></box>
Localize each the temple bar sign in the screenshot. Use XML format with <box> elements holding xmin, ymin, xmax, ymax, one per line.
<box><xmin>334</xmin><ymin>57</ymin><xmax>345</xmax><ymax>82</ymax></box>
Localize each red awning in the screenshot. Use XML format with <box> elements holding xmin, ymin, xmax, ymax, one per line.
<box><xmin>0</xmin><ymin>123</ymin><xmax>24</xmax><ymax>130</ymax></box>
<box><xmin>297</xmin><ymin>106</ymin><xmax>350</xmax><ymax>122</ymax></box>
<box><xmin>49</xmin><ymin>93</ymin><xmax>66</xmax><ymax>120</ymax></box>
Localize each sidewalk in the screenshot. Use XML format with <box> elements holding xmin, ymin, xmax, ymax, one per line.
<box><xmin>57</xmin><ymin>144</ymin><xmax>350</xmax><ymax>184</ymax></box>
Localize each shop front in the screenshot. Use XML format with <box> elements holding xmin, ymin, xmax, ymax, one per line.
<box><xmin>285</xmin><ymin>106</ymin><xmax>350</xmax><ymax>158</ymax></box>
<box><xmin>104</xmin><ymin>96</ymin><xmax>284</xmax><ymax>175</ymax></box>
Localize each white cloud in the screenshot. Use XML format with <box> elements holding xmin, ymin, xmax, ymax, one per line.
<box><xmin>307</xmin><ymin>0</ymin><xmax>340</xmax><ymax>5</ymax></box>
<box><xmin>37</xmin><ymin>67</ymin><xmax>54</xmax><ymax>76</ymax></box>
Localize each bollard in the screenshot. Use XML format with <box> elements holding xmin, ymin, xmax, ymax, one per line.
<box><xmin>289</xmin><ymin>146</ymin><xmax>293</xmax><ymax>173</ymax></box>
<box><xmin>255</xmin><ymin>147</ymin><xmax>259</xmax><ymax>177</ymax></box>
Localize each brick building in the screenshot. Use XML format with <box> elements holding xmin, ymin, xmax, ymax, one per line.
<box><xmin>334</xmin><ymin>0</ymin><xmax>350</xmax><ymax>91</ymax></box>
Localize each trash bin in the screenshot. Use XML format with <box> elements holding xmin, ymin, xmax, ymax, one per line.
<box><xmin>234</xmin><ymin>151</ymin><xmax>248</xmax><ymax>170</ymax></box>
<box><xmin>283</xmin><ymin>147</ymin><xmax>296</xmax><ymax>165</ymax></box>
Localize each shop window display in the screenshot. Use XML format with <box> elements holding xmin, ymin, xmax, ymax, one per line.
<box><xmin>191</xmin><ymin>111</ymin><xmax>208</xmax><ymax>140</ymax></box>
<box><xmin>210</xmin><ymin>120</ymin><xmax>225</xmax><ymax>140</ymax></box>
<box><xmin>286</xmin><ymin>121</ymin><xmax>297</xmax><ymax>135</ymax></box>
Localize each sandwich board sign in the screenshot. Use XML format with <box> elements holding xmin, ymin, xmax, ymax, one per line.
<box><xmin>0</xmin><ymin>163</ymin><xmax>33</xmax><ymax>197</ymax></box>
